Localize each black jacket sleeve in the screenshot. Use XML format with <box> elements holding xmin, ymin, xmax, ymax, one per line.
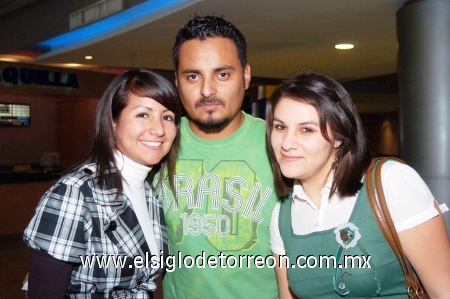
<box><xmin>28</xmin><ymin>248</ymin><xmax>73</xmax><ymax>299</ymax></box>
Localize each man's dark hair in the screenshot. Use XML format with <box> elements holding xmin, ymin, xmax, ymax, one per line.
<box><xmin>173</xmin><ymin>15</ymin><xmax>247</xmax><ymax>71</ymax></box>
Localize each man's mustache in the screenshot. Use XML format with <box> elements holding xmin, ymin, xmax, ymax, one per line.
<box><xmin>195</xmin><ymin>97</ymin><xmax>225</xmax><ymax>108</ymax></box>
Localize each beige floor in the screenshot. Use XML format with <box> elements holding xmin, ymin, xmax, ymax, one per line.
<box><xmin>0</xmin><ymin>234</ymin><xmax>163</xmax><ymax>299</ymax></box>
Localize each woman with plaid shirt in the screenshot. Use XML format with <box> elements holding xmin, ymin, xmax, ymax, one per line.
<box><xmin>23</xmin><ymin>69</ymin><xmax>181</xmax><ymax>298</ymax></box>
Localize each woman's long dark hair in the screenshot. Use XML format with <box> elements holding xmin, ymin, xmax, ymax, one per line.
<box><xmin>266</xmin><ymin>71</ymin><xmax>372</xmax><ymax>198</ymax></box>
<box><xmin>78</xmin><ymin>68</ymin><xmax>181</xmax><ymax>195</ymax></box>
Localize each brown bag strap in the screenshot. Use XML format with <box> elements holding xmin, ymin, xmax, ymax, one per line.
<box><xmin>365</xmin><ymin>157</ymin><xmax>428</xmax><ymax>298</ymax></box>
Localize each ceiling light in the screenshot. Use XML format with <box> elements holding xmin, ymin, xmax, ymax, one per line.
<box><xmin>335</xmin><ymin>44</ymin><xmax>354</xmax><ymax>50</ymax></box>
<box><xmin>85</xmin><ymin>55</ymin><xmax>93</xmax><ymax>60</ymax></box>
<box><xmin>64</xmin><ymin>63</ymin><xmax>84</xmax><ymax>67</ymax></box>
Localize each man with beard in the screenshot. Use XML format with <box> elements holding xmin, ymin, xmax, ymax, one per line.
<box><xmin>155</xmin><ymin>15</ymin><xmax>279</xmax><ymax>298</ymax></box>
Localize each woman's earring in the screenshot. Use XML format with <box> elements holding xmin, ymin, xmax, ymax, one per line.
<box><xmin>332</xmin><ymin>141</ymin><xmax>341</xmax><ymax>169</ymax></box>
<box><xmin>112</xmin><ymin>125</ymin><xmax>117</xmax><ymax>145</ymax></box>
<box><xmin>331</xmin><ymin>156</ymin><xmax>339</xmax><ymax>169</ymax></box>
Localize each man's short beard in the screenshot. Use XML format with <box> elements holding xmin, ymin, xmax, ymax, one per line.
<box><xmin>189</xmin><ymin>96</ymin><xmax>230</xmax><ymax>132</ymax></box>
<box><xmin>188</xmin><ymin>113</ymin><xmax>231</xmax><ymax>132</ymax></box>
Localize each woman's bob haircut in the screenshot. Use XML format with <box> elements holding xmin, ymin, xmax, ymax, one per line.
<box><xmin>266</xmin><ymin>71</ymin><xmax>372</xmax><ymax>198</ymax></box>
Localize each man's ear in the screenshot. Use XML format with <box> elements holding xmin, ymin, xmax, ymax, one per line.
<box><xmin>174</xmin><ymin>72</ymin><xmax>179</xmax><ymax>88</ymax></box>
<box><xmin>244</xmin><ymin>64</ymin><xmax>251</xmax><ymax>90</ymax></box>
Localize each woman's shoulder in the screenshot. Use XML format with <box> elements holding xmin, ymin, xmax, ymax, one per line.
<box><xmin>379</xmin><ymin>159</ymin><xmax>432</xmax><ymax>198</ymax></box>
<box><xmin>57</xmin><ymin>163</ymin><xmax>98</xmax><ymax>187</ymax></box>
<box><xmin>44</xmin><ymin>162</ymin><xmax>121</xmax><ymax>208</ymax></box>
<box><xmin>377</xmin><ymin>158</ymin><xmax>438</xmax><ymax>232</ymax></box>
<box><xmin>380</xmin><ymin>159</ymin><xmax>423</xmax><ymax>182</ymax></box>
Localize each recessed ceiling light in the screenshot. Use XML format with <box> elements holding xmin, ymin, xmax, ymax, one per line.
<box><xmin>64</xmin><ymin>63</ymin><xmax>84</xmax><ymax>67</ymax></box>
<box><xmin>335</xmin><ymin>44</ymin><xmax>354</xmax><ymax>50</ymax></box>
<box><xmin>85</xmin><ymin>55</ymin><xmax>93</xmax><ymax>60</ymax></box>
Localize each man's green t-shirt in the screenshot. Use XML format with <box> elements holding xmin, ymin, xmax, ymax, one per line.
<box><xmin>155</xmin><ymin>112</ymin><xmax>278</xmax><ymax>298</ymax></box>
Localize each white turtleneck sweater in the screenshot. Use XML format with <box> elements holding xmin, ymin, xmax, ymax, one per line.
<box><xmin>114</xmin><ymin>151</ymin><xmax>159</xmax><ymax>262</ymax></box>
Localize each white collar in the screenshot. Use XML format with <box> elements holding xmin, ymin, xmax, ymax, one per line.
<box><xmin>114</xmin><ymin>150</ymin><xmax>151</xmax><ymax>188</ymax></box>
<box><xmin>292</xmin><ymin>174</ymin><xmax>334</xmax><ymax>204</ymax></box>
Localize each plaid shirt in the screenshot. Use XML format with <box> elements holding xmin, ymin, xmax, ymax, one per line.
<box><xmin>24</xmin><ymin>163</ymin><xmax>168</xmax><ymax>298</ymax></box>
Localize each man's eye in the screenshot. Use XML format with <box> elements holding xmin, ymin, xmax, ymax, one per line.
<box><xmin>218</xmin><ymin>73</ymin><xmax>229</xmax><ymax>79</ymax></box>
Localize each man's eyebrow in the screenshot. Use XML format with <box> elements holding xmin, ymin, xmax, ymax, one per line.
<box><xmin>180</xmin><ymin>65</ymin><xmax>235</xmax><ymax>75</ymax></box>
<box><xmin>214</xmin><ymin>65</ymin><xmax>234</xmax><ymax>72</ymax></box>
<box><xmin>180</xmin><ymin>69</ymin><xmax>200</xmax><ymax>74</ymax></box>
